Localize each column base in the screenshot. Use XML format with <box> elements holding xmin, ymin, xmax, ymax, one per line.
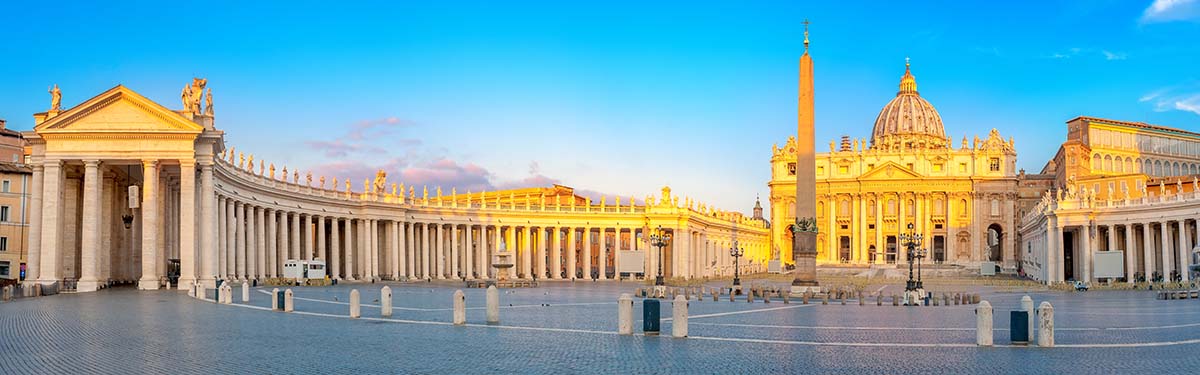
<box><xmin>198</xmin><ymin>278</ymin><xmax>217</xmax><ymax>289</ymax></box>
<box><xmin>137</xmin><ymin>278</ymin><xmax>161</xmax><ymax>290</ymax></box>
<box><xmin>76</xmin><ymin>280</ymin><xmax>101</xmax><ymax>293</ymax></box>
<box><xmin>177</xmin><ymin>278</ymin><xmax>197</xmax><ymax>290</ymax></box>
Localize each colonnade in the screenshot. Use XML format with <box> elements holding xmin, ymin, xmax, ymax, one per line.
<box><xmin>1043</xmin><ymin>220</ymin><xmax>1194</xmax><ymax>283</ymax></box>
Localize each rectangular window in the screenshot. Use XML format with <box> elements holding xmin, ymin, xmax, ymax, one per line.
<box><xmin>868</xmin><ymin>224</ymin><xmax>875</xmax><ymax>230</ymax></box>
<box><xmin>906</xmin><ymin>163</ymin><xmax>914</xmax><ymax>170</ymax></box>
<box><xmin>933</xmin><ymin>163</ymin><xmax>943</xmax><ymax>172</ymax></box>
<box><xmin>838</xmin><ymin>166</ymin><xmax>849</xmax><ymax>174</ymax></box>
<box><xmin>0</xmin><ymin>237</ymin><xmax>7</xmax><ymax>252</ymax></box>
<box><xmin>0</xmin><ymin>261</ymin><xmax>9</xmax><ymax>278</ymax></box>
<box><xmin>989</xmin><ymin>158</ymin><xmax>1000</xmax><ymax>172</ymax></box>
<box><xmin>786</xmin><ymin>162</ymin><xmax>796</xmax><ymax>176</ymax></box>
<box><xmin>0</xmin><ymin>206</ymin><xmax>9</xmax><ymax>222</ymax></box>
<box><xmin>959</xmin><ymin>163</ymin><xmax>967</xmax><ymax>173</ymax></box>
<box><xmin>1</xmin><ymin>180</ymin><xmax>8</xmax><ymax>192</ymax></box>
<box><xmin>817</xmin><ymin>166</ymin><xmax>824</xmax><ymax>175</ymax></box>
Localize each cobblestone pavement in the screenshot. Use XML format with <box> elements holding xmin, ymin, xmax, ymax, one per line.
<box><xmin>2</xmin><ymin>280</ymin><xmax>1199</xmax><ymax>374</ymax></box>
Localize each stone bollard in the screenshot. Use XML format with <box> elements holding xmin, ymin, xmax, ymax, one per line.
<box><xmin>876</xmin><ymin>293</ymin><xmax>882</xmax><ymax>306</ymax></box>
<box><xmin>932</xmin><ymin>294</ymin><xmax>939</xmax><ymax>306</ymax></box>
<box><xmin>954</xmin><ymin>293</ymin><xmax>961</xmax><ymax>305</ymax></box>
<box><xmin>271</xmin><ymin>288</ymin><xmax>281</xmax><ymax>310</ymax></box>
<box><xmin>242</xmin><ymin>281</ymin><xmax>250</xmax><ymax>303</ymax></box>
<box><xmin>976</xmin><ymin>300</ymin><xmax>993</xmax><ymax>346</ymax></box>
<box><xmin>381</xmin><ymin>286</ymin><xmax>393</xmax><ymax>317</ymax></box>
<box><xmin>822</xmin><ymin>293</ymin><xmax>829</xmax><ymax>305</ymax></box>
<box><xmin>782</xmin><ymin>292</ymin><xmax>790</xmax><ymax>304</ymax></box>
<box><xmin>943</xmin><ymin>294</ymin><xmax>949</xmax><ymax>306</ymax></box>
<box><xmin>1021</xmin><ymin>295</ymin><xmax>1035</xmax><ymax>343</ymax></box>
<box><xmin>747</xmin><ymin>291</ymin><xmax>754</xmax><ymax>303</ymax></box>
<box><xmin>618</xmin><ymin>293</ymin><xmax>634</xmax><ymax>335</ymax></box>
<box><xmin>840</xmin><ymin>293</ymin><xmax>846</xmax><ymax>305</ymax></box>
<box><xmin>859</xmin><ymin>292</ymin><xmax>865</xmax><ymax>306</ymax></box>
<box><xmin>486</xmin><ymin>285</ymin><xmax>500</xmax><ymax>324</ymax></box>
<box><xmin>802</xmin><ymin>292</ymin><xmax>809</xmax><ymax>304</ymax></box>
<box><xmin>349</xmin><ymin>289</ymin><xmax>361</xmax><ymax>318</ymax></box>
<box><xmin>221</xmin><ymin>285</ymin><xmax>232</xmax><ymax>304</ymax></box>
<box><xmin>672</xmin><ymin>295</ymin><xmax>688</xmax><ymax>338</ymax></box>
<box><xmin>729</xmin><ymin>291</ymin><xmax>735</xmax><ymax>302</ymax></box>
<box><xmin>635</xmin><ymin>288</ymin><xmax>643</xmax><ymax>298</ymax></box>
<box><xmin>453</xmin><ymin>290</ymin><xmax>466</xmax><ymax>325</ymax></box>
<box><xmin>972</xmin><ymin>294</ymin><xmax>981</xmax><ymax>304</ymax></box>
<box><xmin>712</xmin><ymin>290</ymin><xmax>718</xmax><ymax>302</ymax></box>
<box><xmin>764</xmin><ymin>292</ymin><xmax>771</xmax><ymax>304</ymax></box>
<box><xmin>1037</xmin><ymin>301</ymin><xmax>1055</xmax><ymax>347</ymax></box>
<box><xmin>284</xmin><ymin>289</ymin><xmax>294</xmax><ymax>312</ymax></box>
<box><xmin>892</xmin><ymin>294</ymin><xmax>899</xmax><ymax>306</ymax></box>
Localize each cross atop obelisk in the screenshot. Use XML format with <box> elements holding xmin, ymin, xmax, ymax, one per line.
<box><xmin>791</xmin><ymin>19</ymin><xmax>819</xmax><ymax>293</ymax></box>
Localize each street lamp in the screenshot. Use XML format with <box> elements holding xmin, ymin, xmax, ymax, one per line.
<box><xmin>914</xmin><ymin>247</ymin><xmax>927</xmax><ymax>290</ymax></box>
<box><xmin>647</xmin><ymin>225</ymin><xmax>671</xmax><ymax>286</ymax></box>
<box><xmin>898</xmin><ymin>223</ymin><xmax>923</xmax><ymax>292</ymax></box>
<box><xmin>729</xmin><ymin>240</ymin><xmax>744</xmax><ymax>287</ymax></box>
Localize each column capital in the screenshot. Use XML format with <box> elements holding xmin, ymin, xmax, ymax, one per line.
<box><xmin>141</xmin><ymin>159</ymin><xmax>159</xmax><ymax>166</ymax></box>
<box><xmin>43</xmin><ymin>159</ymin><xmax>63</xmax><ymax>168</ymax></box>
<box><xmin>82</xmin><ymin>159</ymin><xmax>102</xmax><ymax>167</ymax></box>
<box><xmin>179</xmin><ymin>159</ymin><xmax>197</xmax><ymax>168</ymax></box>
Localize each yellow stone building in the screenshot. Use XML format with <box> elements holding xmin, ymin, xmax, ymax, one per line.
<box><xmin>769</xmin><ymin>62</ymin><xmax>1027</xmax><ymax>271</ymax></box>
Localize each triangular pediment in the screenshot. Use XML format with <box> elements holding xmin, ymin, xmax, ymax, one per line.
<box><xmin>36</xmin><ymin>85</ymin><xmax>203</xmax><ymax>134</ymax></box>
<box><xmin>860</xmin><ymin>161</ymin><xmax>922</xmax><ymax>179</ymax></box>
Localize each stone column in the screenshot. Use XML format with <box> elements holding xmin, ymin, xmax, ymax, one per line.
<box><xmin>1124</xmin><ymin>224</ymin><xmax>1135</xmax><ymax>283</ymax></box>
<box><xmin>176</xmin><ymin>160</ymin><xmax>196</xmax><ymax>288</ymax></box>
<box><xmin>566</xmin><ymin>228</ymin><xmax>576</xmax><ymax>279</ymax></box>
<box><xmin>1051</xmin><ymin>217</ymin><xmax>1063</xmax><ymax>283</ymax></box>
<box><xmin>330</xmin><ymin>218</ymin><xmax>341</xmax><ymax>279</ymax></box>
<box><xmin>236</xmin><ymin>202</ymin><xmax>247</xmax><ymax>280</ymax></box>
<box><xmin>217</xmin><ymin>197</ymin><xmax>226</xmax><ymax>278</ymax></box>
<box><xmin>356</xmin><ymin>219</ymin><xmax>366</xmax><ymax>279</ymax></box>
<box><xmin>582</xmin><ymin>228</ymin><xmax>592</xmax><ymax>280</ymax></box>
<box><xmin>1178</xmin><ymin>220</ymin><xmax>1189</xmax><ymax>282</ymax></box>
<box><xmin>199</xmin><ymin>163</ymin><xmax>216</xmax><ymax>286</ymax></box>
<box><xmin>421</xmin><ymin>223</ymin><xmax>430</xmax><ymax>278</ymax></box>
<box><xmin>450</xmin><ymin>224</ymin><xmax>459</xmax><ymax>278</ymax></box>
<box><xmin>344</xmin><ymin>219</ymin><xmax>355</xmax><ymax>280</ymax></box>
<box><xmin>137</xmin><ymin>160</ymin><xmax>159</xmax><ymax>289</ymax></box>
<box><xmin>256</xmin><ymin>206</ymin><xmax>266</xmax><ymax>279</ymax></box>
<box><xmin>317</xmin><ymin>216</ymin><xmax>326</xmax><ymax>264</ymax></box>
<box><xmin>1142</xmin><ymin>222</ymin><xmax>1154</xmax><ymax>280</ymax></box>
<box><xmin>521</xmin><ymin>226</ymin><xmax>532</xmax><ymax>279</ymax></box>
<box><xmin>478</xmin><ymin>225</ymin><xmax>489</xmax><ymax>279</ymax></box>
<box><xmin>77</xmin><ymin>160</ymin><xmax>103</xmax><ymax>292</ymax></box>
<box><xmin>405</xmin><ymin>222</ymin><xmax>415</xmax><ymax>279</ymax></box>
<box><xmin>875</xmin><ymin>197</ymin><xmax>883</xmax><ymax>264</ymax></box>
<box><xmin>1161</xmin><ymin>221</ymin><xmax>1173</xmax><ymax>279</ymax></box>
<box><xmin>224</xmin><ymin>199</ymin><xmax>234</xmax><ymax>278</ymax></box>
<box><xmin>290</xmin><ymin>212</ymin><xmax>300</xmax><ymax>262</ymax></box>
<box><xmin>550</xmin><ymin>227</ymin><xmax>561</xmax><ymax>279</ymax></box>
<box><xmin>266</xmin><ymin>209</ymin><xmax>277</xmax><ymax>278</ymax></box>
<box><xmin>26</xmin><ymin>163</ymin><xmax>44</xmax><ymax>283</ymax></box>
<box><xmin>1080</xmin><ymin>224</ymin><xmax>1092</xmax><ymax>283</ymax></box>
<box><xmin>601</xmin><ymin>228</ymin><xmax>613</xmax><ymax>280</ymax></box>
<box><xmin>464</xmin><ymin>225</ymin><xmax>474</xmax><ymax>279</ymax></box>
<box><xmin>432</xmin><ymin>223</ymin><xmax>442</xmax><ymax>279</ymax></box>
<box><xmin>532</xmin><ymin>227</ymin><xmax>544</xmax><ymax>278</ymax></box>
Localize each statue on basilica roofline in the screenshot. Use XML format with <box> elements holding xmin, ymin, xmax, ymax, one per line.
<box><xmin>48</xmin><ymin>84</ymin><xmax>62</xmax><ymax>111</ymax></box>
<box><xmin>204</xmin><ymin>87</ymin><xmax>214</xmax><ymax>116</ymax></box>
<box><xmin>190</xmin><ymin>78</ymin><xmax>207</xmax><ymax>114</ymax></box>
<box><xmin>305</xmin><ymin>171</ymin><xmax>312</xmax><ymax>186</ymax></box>
<box><xmin>320</xmin><ymin>176</ymin><xmax>326</xmax><ymax>189</ymax></box>
<box><xmin>373</xmin><ymin>169</ymin><xmax>387</xmax><ymax>193</ymax></box>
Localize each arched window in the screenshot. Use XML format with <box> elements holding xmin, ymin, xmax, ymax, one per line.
<box><xmin>907</xmin><ymin>199</ymin><xmax>915</xmax><ymax>216</ymax></box>
<box><xmin>1125</xmin><ymin>157</ymin><xmax>1133</xmax><ymax>173</ymax></box>
<box><xmin>839</xmin><ymin>199</ymin><xmax>849</xmax><ymax>214</ymax></box>
<box><xmin>960</xmin><ymin>199</ymin><xmax>968</xmax><ymax>215</ymax></box>
<box><xmin>1104</xmin><ymin>155</ymin><xmax>1113</xmax><ymax>172</ymax></box>
<box><xmin>1115</xmin><ymin>157</ymin><xmax>1124</xmax><ymax>173</ymax></box>
<box><xmin>934</xmin><ymin>198</ymin><xmax>944</xmax><ymax>215</ymax></box>
<box><xmin>869</xmin><ymin>200</ymin><xmax>877</xmax><ymax>217</ymax></box>
<box><xmin>1093</xmin><ymin>154</ymin><xmax>1102</xmax><ymax>171</ymax></box>
<box><xmin>817</xmin><ymin>201</ymin><xmax>824</xmax><ymax>217</ymax></box>
<box><xmin>887</xmin><ymin>199</ymin><xmax>896</xmax><ymax>215</ymax></box>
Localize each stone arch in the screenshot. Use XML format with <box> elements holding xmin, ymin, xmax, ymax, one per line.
<box><xmin>1104</xmin><ymin>154</ymin><xmax>1113</xmax><ymax>172</ymax></box>
<box><xmin>1125</xmin><ymin>157</ymin><xmax>1133</xmax><ymax>173</ymax></box>
<box><xmin>1093</xmin><ymin>154</ymin><xmax>1102</xmax><ymax>171</ymax></box>
<box><xmin>986</xmin><ymin>223</ymin><xmax>1004</xmax><ymax>262</ymax></box>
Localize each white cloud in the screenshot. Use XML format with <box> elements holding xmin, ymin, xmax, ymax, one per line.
<box><xmin>1046</xmin><ymin>48</ymin><xmax>1127</xmax><ymax>61</ymax></box>
<box><xmin>1141</xmin><ymin>0</ymin><xmax>1200</xmax><ymax>23</ymax></box>
<box><xmin>1102</xmin><ymin>50</ymin><xmax>1127</xmax><ymax>60</ymax></box>
<box><xmin>1141</xmin><ymin>84</ymin><xmax>1200</xmax><ymax>115</ymax></box>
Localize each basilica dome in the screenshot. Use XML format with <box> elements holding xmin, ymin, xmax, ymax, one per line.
<box><xmin>870</xmin><ymin>61</ymin><xmax>947</xmax><ymax>150</ymax></box>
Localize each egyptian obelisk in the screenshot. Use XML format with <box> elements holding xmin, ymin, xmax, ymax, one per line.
<box><xmin>791</xmin><ymin>20</ymin><xmax>819</xmax><ymax>293</ymax></box>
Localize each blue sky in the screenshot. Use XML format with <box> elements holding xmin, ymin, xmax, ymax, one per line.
<box><xmin>2</xmin><ymin>1</ymin><xmax>1199</xmax><ymax>214</ymax></box>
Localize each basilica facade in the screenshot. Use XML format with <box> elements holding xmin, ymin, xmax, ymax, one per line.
<box><xmin>769</xmin><ymin>62</ymin><xmax>1034</xmax><ymax>271</ymax></box>
<box><xmin>21</xmin><ymin>82</ymin><xmax>769</xmax><ymax>293</ymax></box>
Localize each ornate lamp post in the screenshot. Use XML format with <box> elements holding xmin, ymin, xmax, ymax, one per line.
<box><xmin>729</xmin><ymin>240</ymin><xmax>744</xmax><ymax>287</ymax></box>
<box><xmin>898</xmin><ymin>223</ymin><xmax>923</xmax><ymax>292</ymax></box>
<box><xmin>647</xmin><ymin>225</ymin><xmax>671</xmax><ymax>286</ymax></box>
<box><xmin>915</xmin><ymin>247</ymin><xmax>926</xmax><ymax>290</ymax></box>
